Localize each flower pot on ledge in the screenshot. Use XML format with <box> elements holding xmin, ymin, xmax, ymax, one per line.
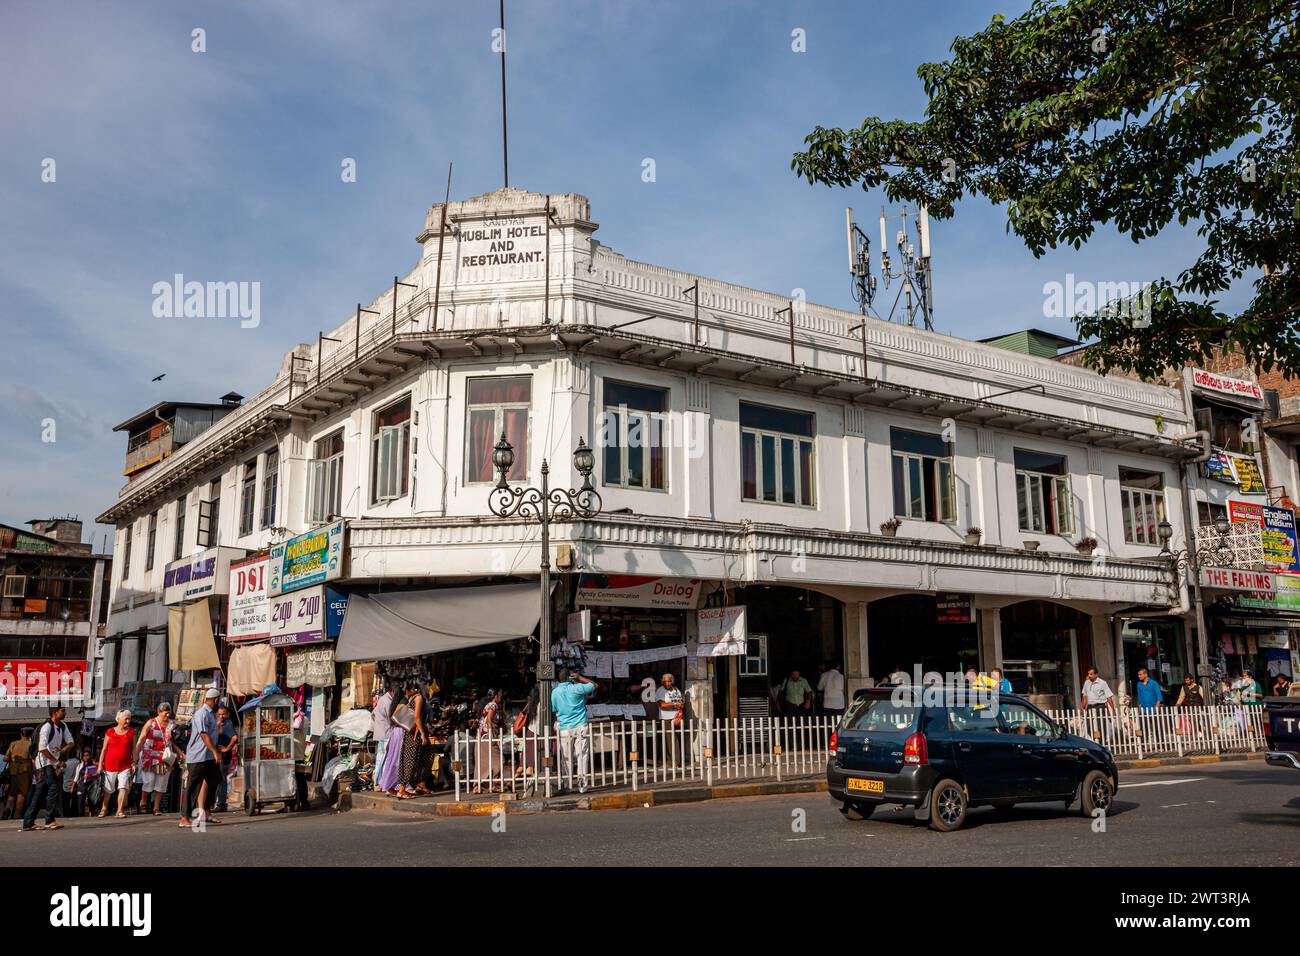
<box><xmin>964</xmin><ymin>533</ymin><xmax>982</xmax><ymax>546</ymax></box>
<box><xmin>1023</xmin><ymin>540</ymin><xmax>1040</xmax><ymax>551</ymax></box>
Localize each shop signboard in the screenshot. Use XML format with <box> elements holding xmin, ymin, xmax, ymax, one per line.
<box><xmin>1231</xmin><ymin>455</ymin><xmax>1266</xmax><ymax>494</ymax></box>
<box><xmin>1262</xmin><ymin>507</ymin><xmax>1300</xmax><ymax>572</ymax></box>
<box><xmin>1258</xmin><ymin>631</ymin><xmax>1291</xmax><ymax>650</ymax></box>
<box><xmin>226</xmin><ymin>555</ymin><xmax>270</xmax><ymax>642</ymax></box>
<box><xmin>163</xmin><ymin>546</ymin><xmax>244</xmax><ymax>605</ymax></box>
<box><xmin>0</xmin><ymin>659</ymin><xmax>86</xmax><ymax>702</ymax></box>
<box><xmin>325</xmin><ymin>586</ymin><xmax>348</xmax><ymax>638</ymax></box>
<box><xmin>1203</xmin><ymin>450</ymin><xmax>1236</xmax><ymax>485</ymax></box>
<box><xmin>1200</xmin><ymin>567</ymin><xmax>1275</xmax><ymax>594</ymax></box>
<box><xmin>1189</xmin><ymin>368</ymin><xmax>1265</xmax><ymax>404</ymax></box>
<box><xmin>1238</xmin><ymin>571</ymin><xmax>1300</xmax><ymax>612</ymax></box>
<box><xmin>575</xmin><ymin>574</ymin><xmax>703</xmax><ymax>610</ymax></box>
<box><xmin>936</xmin><ymin>593</ymin><xmax>974</xmax><ymax>624</ymax></box>
<box><xmin>268</xmin><ymin>521</ymin><xmax>345</xmax><ymax>597</ymax></box>
<box><xmin>268</xmin><ymin>584</ymin><xmax>329</xmax><ymax>647</ymax></box>
<box><xmin>285</xmin><ymin>644</ymin><xmax>336</xmax><ymax>687</ymax></box>
<box><xmin>1229</xmin><ymin>501</ymin><xmax>1264</xmax><ymax>525</ymax></box>
<box><xmin>696</xmin><ymin>605</ymin><xmax>746</xmax><ymax>657</ymax></box>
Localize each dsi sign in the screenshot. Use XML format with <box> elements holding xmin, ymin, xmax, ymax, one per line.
<box><xmin>268</xmin><ymin>521</ymin><xmax>344</xmax><ymax>596</ymax></box>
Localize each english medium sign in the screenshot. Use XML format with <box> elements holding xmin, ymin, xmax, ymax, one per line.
<box><xmin>269</xmin><ymin>520</ymin><xmax>344</xmax><ymax>596</ymax></box>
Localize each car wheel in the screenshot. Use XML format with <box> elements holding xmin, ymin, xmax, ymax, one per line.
<box><xmin>929</xmin><ymin>779</ymin><xmax>968</xmax><ymax>832</ymax></box>
<box><xmin>1078</xmin><ymin>770</ymin><xmax>1113</xmax><ymax>817</ymax></box>
<box><xmin>840</xmin><ymin>801</ymin><xmax>874</xmax><ymax>821</ymax></box>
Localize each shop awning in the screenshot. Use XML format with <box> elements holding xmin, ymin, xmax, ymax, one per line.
<box><xmin>335</xmin><ymin>583</ymin><xmax>542</xmax><ymax>662</ymax></box>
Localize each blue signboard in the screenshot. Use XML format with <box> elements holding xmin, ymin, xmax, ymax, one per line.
<box><xmin>326</xmin><ymin>586</ymin><xmax>348</xmax><ymax>638</ymax></box>
<box><xmin>1262</xmin><ymin>506</ymin><xmax>1300</xmax><ymax>572</ymax></box>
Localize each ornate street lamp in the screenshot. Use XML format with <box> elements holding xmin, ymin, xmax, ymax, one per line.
<box><xmin>487</xmin><ymin>433</ymin><xmax>602</xmax><ymax>737</ymax></box>
<box><xmin>1158</xmin><ymin>515</ymin><xmax>1235</xmax><ymax>699</ymax></box>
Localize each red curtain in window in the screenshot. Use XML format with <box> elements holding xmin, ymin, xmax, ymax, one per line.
<box><xmin>468</xmin><ymin>378</ymin><xmax>530</xmax><ymax>405</ymax></box>
<box><xmin>504</xmin><ymin>408</ymin><xmax>528</xmax><ymax>480</ymax></box>
<box><xmin>470</xmin><ymin>411</ymin><xmax>496</xmax><ymax>483</ymax></box>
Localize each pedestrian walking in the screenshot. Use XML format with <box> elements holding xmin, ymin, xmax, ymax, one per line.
<box><xmin>777</xmin><ymin>668</ymin><xmax>812</xmax><ymax>719</ymax></box>
<box><xmin>179</xmin><ymin>688</ymin><xmax>223</xmax><ymax>829</ymax></box>
<box><xmin>550</xmin><ymin>668</ymin><xmax>597</xmax><ymax>793</ymax></box>
<box><xmin>21</xmin><ymin>705</ymin><xmax>74</xmax><ymax>832</ymax></box>
<box><xmin>370</xmin><ymin>681</ymin><xmax>398</xmax><ymax>788</ymax></box>
<box><xmin>472</xmin><ymin>688</ymin><xmax>506</xmax><ymax>793</ymax></box>
<box><xmin>61</xmin><ymin>748</ymin><xmax>83</xmax><ymax>818</ymax></box>
<box><xmin>135</xmin><ymin>702</ymin><xmax>175</xmax><ymax>816</ymax></box>
<box><xmin>97</xmin><ymin>709</ymin><xmax>136</xmax><ymax>819</ymax></box>
<box><xmin>1080</xmin><ymin>667</ymin><xmax>1116</xmax><ymax>742</ymax></box>
<box><xmin>377</xmin><ymin>691</ymin><xmax>413</xmax><ymax>799</ymax></box>
<box><xmin>398</xmin><ymin>684</ymin><xmax>434</xmax><ymax>796</ymax></box>
<box><xmin>3</xmin><ymin>727</ymin><xmax>35</xmax><ymax>821</ymax></box>
<box><xmin>817</xmin><ymin>660</ymin><xmax>846</xmax><ymax>721</ymax></box>
<box><xmin>214</xmin><ymin>704</ymin><xmax>239</xmax><ymax>813</ymax></box>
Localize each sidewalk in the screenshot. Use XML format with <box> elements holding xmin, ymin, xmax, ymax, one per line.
<box><xmin>343</xmin><ymin>751</ymin><xmax>1266</xmax><ymax>818</ymax></box>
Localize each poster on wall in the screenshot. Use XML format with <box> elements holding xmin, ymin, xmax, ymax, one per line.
<box><xmin>1262</xmin><ymin>507</ymin><xmax>1300</xmax><ymax>572</ymax></box>
<box><xmin>1203</xmin><ymin>450</ymin><xmax>1236</xmax><ymax>485</ymax></box>
<box><xmin>1231</xmin><ymin>455</ymin><xmax>1266</xmax><ymax>494</ymax></box>
<box><xmin>567</xmin><ymin>610</ymin><xmax>591</xmax><ymax>643</ymax></box>
<box><xmin>1229</xmin><ymin>501</ymin><xmax>1264</xmax><ymax>525</ymax></box>
<box><xmin>268</xmin><ymin>521</ymin><xmax>345</xmax><ymax>597</ymax></box>
<box><xmin>697</xmin><ymin>605</ymin><xmax>746</xmax><ymax>657</ymax></box>
<box><xmin>226</xmin><ymin>555</ymin><xmax>270</xmax><ymax>641</ymax></box>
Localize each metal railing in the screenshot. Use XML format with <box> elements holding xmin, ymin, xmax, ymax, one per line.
<box><xmin>452</xmin><ymin>716</ymin><xmax>838</xmax><ymax>800</ymax></box>
<box><xmin>1046</xmin><ymin>705</ymin><xmax>1268</xmax><ymax>760</ymax></box>
<box><xmin>448</xmin><ymin>706</ymin><xmax>1268</xmax><ymax>799</ymax></box>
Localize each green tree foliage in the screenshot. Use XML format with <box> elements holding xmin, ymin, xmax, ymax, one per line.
<box><xmin>793</xmin><ymin>0</ymin><xmax>1298</xmax><ymax>379</ymax></box>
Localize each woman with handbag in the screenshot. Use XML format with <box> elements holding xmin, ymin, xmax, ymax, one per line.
<box><xmin>134</xmin><ymin>701</ymin><xmax>176</xmax><ymax>816</ymax></box>
<box><xmin>378</xmin><ymin>688</ymin><xmax>415</xmax><ymax>799</ymax></box>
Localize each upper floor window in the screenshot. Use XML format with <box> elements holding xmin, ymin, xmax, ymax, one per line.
<box><xmin>1193</xmin><ymin>400</ymin><xmax>1254</xmax><ymax>454</ymax></box>
<box><xmin>261</xmin><ymin>449</ymin><xmax>279</xmax><ymax>529</ymax></box>
<box><xmin>602</xmin><ymin>381</ymin><xmax>668</xmax><ymax>490</ymax></box>
<box><xmin>466</xmin><ymin>377</ymin><xmax>530</xmax><ymax>483</ymax></box>
<box><xmin>308</xmin><ymin>430</ymin><xmax>345</xmax><ymax>524</ymax></box>
<box><xmin>372</xmin><ymin>396</ymin><xmax>412</xmax><ymax>502</ymax></box>
<box><xmin>1120</xmin><ymin>467</ymin><xmax>1165</xmax><ymax>545</ymax></box>
<box><xmin>1014</xmin><ymin>449</ymin><xmax>1072</xmax><ymax>535</ymax></box>
<box><xmin>891</xmin><ymin>428</ymin><xmax>954</xmax><ymax>522</ymax></box>
<box><xmin>198</xmin><ymin>478</ymin><xmax>221</xmax><ymax>547</ymax></box>
<box><xmin>121</xmin><ymin>524</ymin><xmax>134</xmax><ymax>581</ymax></box>
<box><xmin>740</xmin><ymin>403</ymin><xmax>815</xmax><ymax>506</ymax></box>
<box><xmin>144</xmin><ymin>511</ymin><xmax>157</xmax><ymax>572</ymax></box>
<box><xmin>173</xmin><ymin>497</ymin><xmax>186</xmax><ymax>561</ymax></box>
<box><xmin>239</xmin><ymin>457</ymin><xmax>258</xmax><ymax>536</ymax></box>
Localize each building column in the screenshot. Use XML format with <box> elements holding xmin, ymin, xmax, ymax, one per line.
<box><xmin>844</xmin><ymin>601</ymin><xmax>871</xmax><ymax>693</ymax></box>
<box><xmin>978</xmin><ymin>607</ymin><xmax>1002</xmax><ymax>672</ymax></box>
<box><xmin>1089</xmin><ymin>612</ymin><xmax>1117</xmax><ymax>686</ymax></box>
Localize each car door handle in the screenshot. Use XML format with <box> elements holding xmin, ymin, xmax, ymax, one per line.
<box><xmin>957</xmin><ymin>742</ymin><xmax>973</xmax><ymax>753</ymax></box>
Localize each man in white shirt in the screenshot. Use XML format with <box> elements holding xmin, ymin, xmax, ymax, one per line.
<box><xmin>21</xmin><ymin>705</ymin><xmax>74</xmax><ymax>831</ymax></box>
<box><xmin>654</xmin><ymin>673</ymin><xmax>685</xmax><ymax>768</ymax></box>
<box><xmin>817</xmin><ymin>661</ymin><xmax>846</xmax><ymax>719</ymax></box>
<box><xmin>1080</xmin><ymin>668</ymin><xmax>1116</xmax><ymax>743</ymax></box>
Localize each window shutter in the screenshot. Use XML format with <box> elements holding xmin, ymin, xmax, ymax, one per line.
<box><xmin>307</xmin><ymin>459</ymin><xmax>325</xmax><ymax>523</ymax></box>
<box><xmin>376</xmin><ymin>425</ymin><xmax>403</xmax><ymax>500</ymax></box>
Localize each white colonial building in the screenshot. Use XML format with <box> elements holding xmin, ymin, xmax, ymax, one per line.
<box><xmin>96</xmin><ymin>186</ymin><xmax>1202</xmax><ymax>721</ymax></box>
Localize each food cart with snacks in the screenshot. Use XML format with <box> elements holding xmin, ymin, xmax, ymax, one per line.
<box><xmin>240</xmin><ymin>692</ymin><xmax>298</xmax><ymax>814</ymax></box>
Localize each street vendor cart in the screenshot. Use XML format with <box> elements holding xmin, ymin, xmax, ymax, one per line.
<box><xmin>240</xmin><ymin>692</ymin><xmax>298</xmax><ymax>814</ymax></box>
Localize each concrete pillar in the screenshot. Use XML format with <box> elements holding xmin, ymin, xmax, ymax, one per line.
<box><xmin>978</xmin><ymin>607</ymin><xmax>1002</xmax><ymax>671</ymax></box>
<box><xmin>1090</xmin><ymin>613</ymin><xmax>1117</xmax><ymax>686</ymax></box>
<box><xmin>844</xmin><ymin>601</ymin><xmax>871</xmax><ymax>694</ymax></box>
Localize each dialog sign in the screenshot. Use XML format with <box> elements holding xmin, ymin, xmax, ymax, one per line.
<box><xmin>268</xmin><ymin>584</ymin><xmax>328</xmax><ymax>647</ymax></box>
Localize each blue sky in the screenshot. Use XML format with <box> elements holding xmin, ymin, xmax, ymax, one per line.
<box><xmin>0</xmin><ymin>0</ymin><xmax>1230</xmax><ymax>547</ymax></box>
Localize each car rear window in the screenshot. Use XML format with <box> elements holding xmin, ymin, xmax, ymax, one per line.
<box><xmin>845</xmin><ymin>697</ymin><xmax>918</xmax><ymax>733</ymax></box>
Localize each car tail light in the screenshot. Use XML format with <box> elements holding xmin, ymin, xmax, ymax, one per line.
<box><xmin>903</xmin><ymin>732</ymin><xmax>927</xmax><ymax>765</ymax></box>
<box><xmin>829</xmin><ymin>731</ymin><xmax>838</xmax><ymax>754</ymax></box>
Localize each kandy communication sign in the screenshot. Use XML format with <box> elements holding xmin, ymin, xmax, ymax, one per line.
<box><xmin>575</xmin><ymin>574</ymin><xmax>702</xmax><ymax>609</ymax></box>
<box><xmin>269</xmin><ymin>521</ymin><xmax>344</xmax><ymax>596</ymax></box>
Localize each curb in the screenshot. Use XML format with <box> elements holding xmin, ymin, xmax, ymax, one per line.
<box><xmin>1116</xmin><ymin>751</ymin><xmax>1264</xmax><ymax>771</ymax></box>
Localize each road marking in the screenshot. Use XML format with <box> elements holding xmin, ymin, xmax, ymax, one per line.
<box><xmin>1119</xmin><ymin>777</ymin><xmax>1204</xmax><ymax>789</ymax></box>
<box><xmin>785</xmin><ymin>836</ymin><xmax>825</xmax><ymax>842</ymax></box>
<box><xmin>1160</xmin><ymin>802</ymin><xmax>1190</xmax><ymax>808</ymax></box>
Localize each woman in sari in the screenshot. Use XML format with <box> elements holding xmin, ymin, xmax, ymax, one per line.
<box><xmin>377</xmin><ymin>688</ymin><xmax>413</xmax><ymax>799</ymax></box>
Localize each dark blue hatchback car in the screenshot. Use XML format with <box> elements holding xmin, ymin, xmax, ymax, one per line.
<box><xmin>827</xmin><ymin>686</ymin><xmax>1118</xmax><ymax>831</ymax></box>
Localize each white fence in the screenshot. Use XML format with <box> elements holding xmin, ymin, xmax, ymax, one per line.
<box><xmin>451</xmin><ymin>716</ymin><xmax>837</xmax><ymax>800</ymax></box>
<box><xmin>449</xmin><ymin>705</ymin><xmax>1268</xmax><ymax>799</ymax></box>
<box><xmin>1045</xmin><ymin>705</ymin><xmax>1268</xmax><ymax>760</ymax></box>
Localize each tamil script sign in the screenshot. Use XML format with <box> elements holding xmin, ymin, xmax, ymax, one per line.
<box><xmin>269</xmin><ymin>521</ymin><xmax>344</xmax><ymax>596</ymax></box>
<box><xmin>696</xmin><ymin>605</ymin><xmax>746</xmax><ymax>657</ymax></box>
<box><xmin>1190</xmin><ymin>368</ymin><xmax>1264</xmax><ymax>404</ymax></box>
<box><xmin>226</xmin><ymin>555</ymin><xmax>270</xmax><ymax>642</ymax></box>
<box><xmin>575</xmin><ymin>574</ymin><xmax>703</xmax><ymax>609</ymax></box>
<box><xmin>1232</xmin><ymin>455</ymin><xmax>1266</xmax><ymax>494</ymax></box>
<box><xmin>1239</xmin><ymin>572</ymin><xmax>1300</xmax><ymax>612</ymax></box>
<box><xmin>268</xmin><ymin>584</ymin><xmax>329</xmax><ymax>647</ymax></box>
<box><xmin>163</xmin><ymin>547</ymin><xmax>244</xmax><ymax>605</ymax></box>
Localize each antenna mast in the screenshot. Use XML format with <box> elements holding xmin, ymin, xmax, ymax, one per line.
<box><xmin>498</xmin><ymin>0</ymin><xmax>509</xmax><ymax>188</ymax></box>
<box><xmin>844</xmin><ymin>207</ymin><xmax>877</xmax><ymax>315</ymax></box>
<box><xmin>877</xmin><ymin>204</ymin><xmax>935</xmax><ymax>331</ymax></box>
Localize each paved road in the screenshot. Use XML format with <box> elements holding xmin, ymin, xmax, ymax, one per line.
<box><xmin>3</xmin><ymin>762</ymin><xmax>1297</xmax><ymax>866</ymax></box>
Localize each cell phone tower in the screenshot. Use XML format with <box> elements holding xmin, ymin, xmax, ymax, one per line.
<box><xmin>876</xmin><ymin>204</ymin><xmax>935</xmax><ymax>331</ymax></box>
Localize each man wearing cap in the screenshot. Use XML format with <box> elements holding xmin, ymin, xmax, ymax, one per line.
<box><xmin>2</xmin><ymin>727</ymin><xmax>35</xmax><ymax>820</ymax></box>
<box><xmin>179</xmin><ymin>689</ymin><xmax>224</xmax><ymax>828</ymax></box>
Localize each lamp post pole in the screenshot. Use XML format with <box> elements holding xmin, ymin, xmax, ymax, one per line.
<box><xmin>488</xmin><ymin>435</ymin><xmax>602</xmax><ymax>743</ymax></box>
